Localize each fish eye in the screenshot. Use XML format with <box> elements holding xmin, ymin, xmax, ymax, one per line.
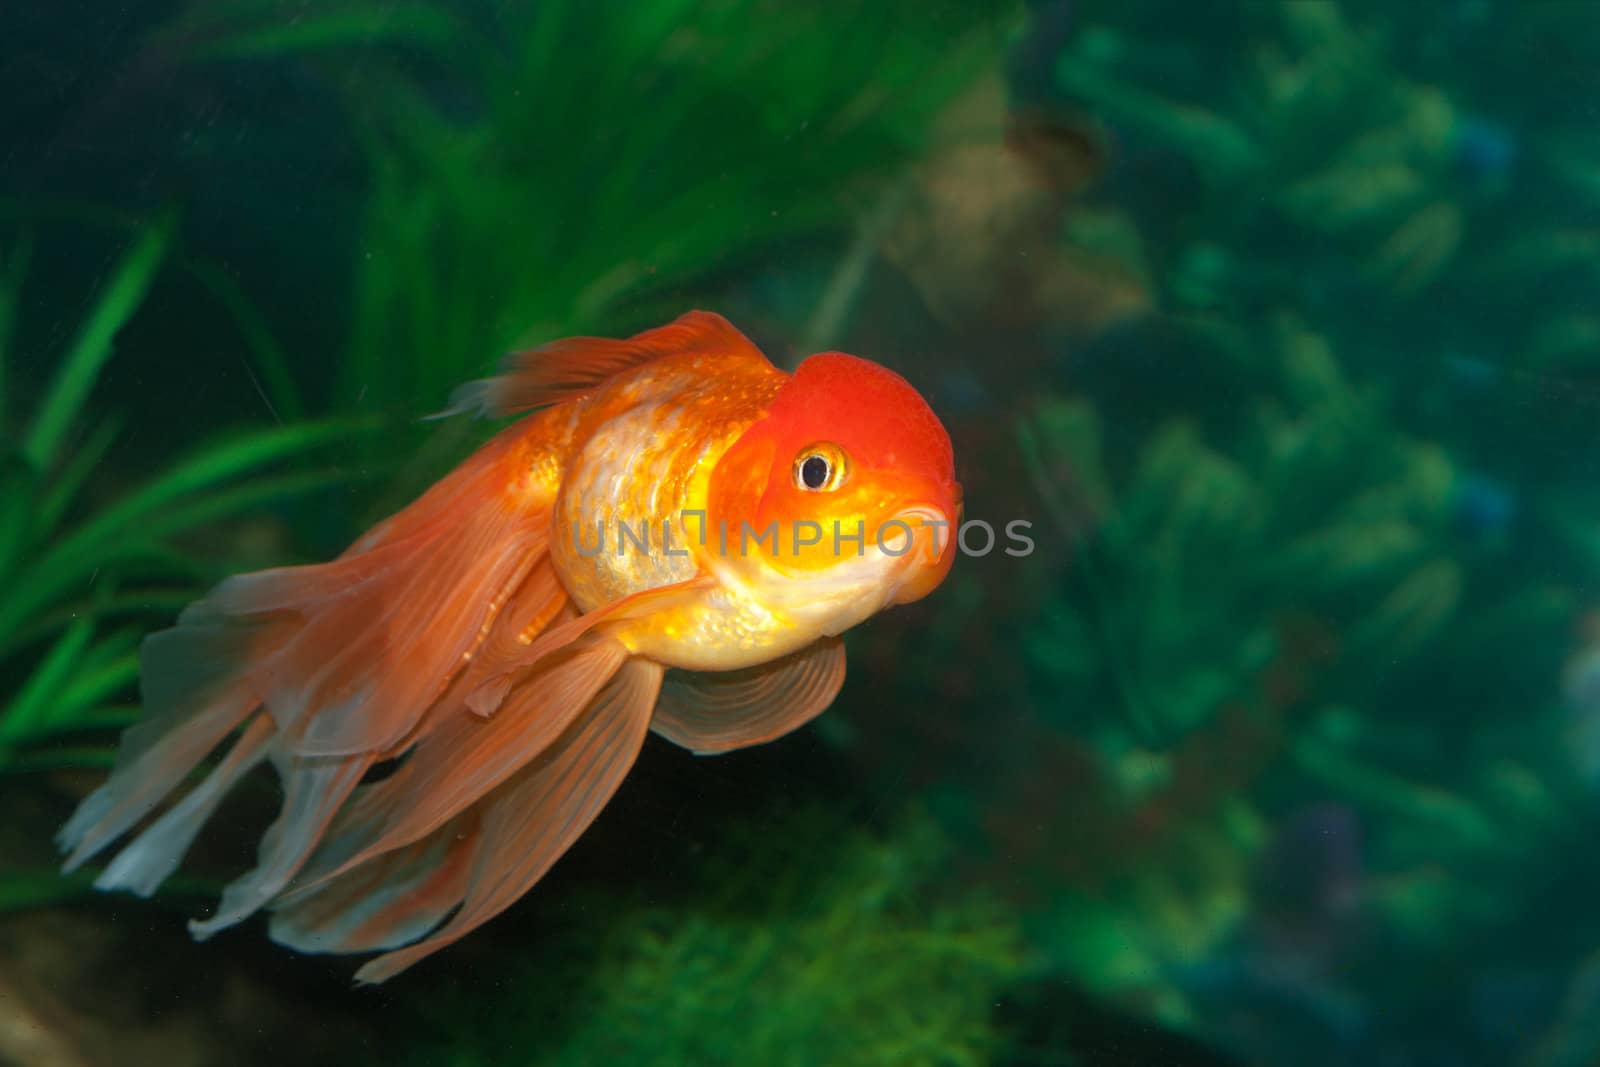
<box><xmin>792</xmin><ymin>442</ymin><xmax>848</xmax><ymax>492</ymax></box>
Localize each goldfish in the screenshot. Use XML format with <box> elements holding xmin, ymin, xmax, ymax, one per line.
<box><xmin>56</xmin><ymin>311</ymin><xmax>961</xmax><ymax>983</ymax></box>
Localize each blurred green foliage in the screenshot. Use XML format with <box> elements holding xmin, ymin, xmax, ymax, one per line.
<box><xmin>161</xmin><ymin>0</ymin><xmax>1007</xmax><ymax>478</ymax></box>
<box><xmin>0</xmin><ymin>223</ymin><xmax>352</xmax><ymax>792</ymax></box>
<box><xmin>1021</xmin><ymin>314</ymin><xmax>1462</xmax><ymax>746</ymax></box>
<box><xmin>402</xmin><ymin>810</ymin><xmax>1025</xmax><ymax>1067</ymax></box>
<box><xmin>1053</xmin><ymin>2</ymin><xmax>1476</xmax><ymax>298</ymax></box>
<box><xmin>0</xmin><ymin>225</ymin><xmax>356</xmax><ymax>912</ymax></box>
<box><xmin>1047</xmin><ymin>0</ymin><xmax>1600</xmax><ymax>438</ymax></box>
<box><xmin>962</xmin><ymin>2</ymin><xmax>1600</xmax><ymax>1061</ymax></box>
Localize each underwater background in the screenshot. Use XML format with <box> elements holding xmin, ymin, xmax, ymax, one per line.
<box><xmin>5</xmin><ymin>1</ymin><xmax>1600</xmax><ymax>1064</ymax></box>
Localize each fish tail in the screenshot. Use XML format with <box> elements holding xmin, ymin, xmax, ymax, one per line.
<box><xmin>267</xmin><ymin>649</ymin><xmax>662</xmax><ymax>982</ymax></box>
<box><xmin>57</xmin><ymin>619</ymin><xmax>286</xmax><ymax>884</ymax></box>
<box><xmin>268</xmin><ymin>810</ymin><xmax>483</xmax><ymax>956</ymax></box>
<box><xmin>57</xmin><ymin>423</ymin><xmax>559</xmax><ymax>937</ymax></box>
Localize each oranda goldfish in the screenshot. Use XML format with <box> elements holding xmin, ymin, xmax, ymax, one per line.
<box><xmin>57</xmin><ymin>311</ymin><xmax>960</xmax><ymax>983</ymax></box>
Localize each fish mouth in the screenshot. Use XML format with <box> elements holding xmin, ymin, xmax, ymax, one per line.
<box><xmin>886</xmin><ymin>501</ymin><xmax>958</xmax><ymax>606</ymax></box>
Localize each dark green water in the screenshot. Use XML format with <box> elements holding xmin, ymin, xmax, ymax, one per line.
<box><xmin>4</xmin><ymin>2</ymin><xmax>1599</xmax><ymax>1065</ymax></box>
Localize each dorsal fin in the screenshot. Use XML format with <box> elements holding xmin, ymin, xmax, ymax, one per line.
<box><xmin>437</xmin><ymin>310</ymin><xmax>765</xmax><ymax>419</ymax></box>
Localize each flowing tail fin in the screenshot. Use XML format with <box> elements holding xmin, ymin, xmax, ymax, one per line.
<box><xmin>269</xmin><ymin>654</ymin><xmax>663</xmax><ymax>983</ymax></box>
<box><xmin>57</xmin><ymin>422</ymin><xmax>559</xmax><ymax>939</ymax></box>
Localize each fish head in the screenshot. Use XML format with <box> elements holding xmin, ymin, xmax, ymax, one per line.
<box><xmin>708</xmin><ymin>352</ymin><xmax>961</xmax><ymax>632</ymax></box>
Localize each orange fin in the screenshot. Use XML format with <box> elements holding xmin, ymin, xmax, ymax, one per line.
<box><xmin>447</xmin><ymin>557</ymin><xmax>570</xmax><ymax>717</ymax></box>
<box><xmin>523</xmin><ymin>574</ymin><xmax>715</xmax><ymax>661</ymax></box>
<box><xmin>652</xmin><ymin>636</ymin><xmax>847</xmax><ymax>755</ymax></box>
<box><xmin>58</xmin><ymin>620</ymin><xmax>285</xmax><ymax>873</ymax></box>
<box><xmin>217</xmin><ymin>425</ymin><xmax>548</xmax><ymax>758</ymax></box>
<box><xmin>285</xmin><ymin>636</ymin><xmax>631</xmax><ymax>897</ymax></box>
<box><xmin>281</xmin><ymin>575</ymin><xmax>708</xmax><ymax>909</ymax></box>
<box><xmin>269</xmin><ymin>810</ymin><xmax>481</xmax><ymax>955</ymax></box>
<box><xmin>89</xmin><ymin>711</ymin><xmax>275</xmax><ymax>897</ymax></box>
<box><xmin>439</xmin><ymin>310</ymin><xmax>766</xmax><ymax>419</ymax></box>
<box><xmin>58</xmin><ymin>423</ymin><xmax>557</xmax><ymax>919</ymax></box>
<box><xmin>352</xmin><ymin>657</ymin><xmax>664</xmax><ymax>983</ymax></box>
<box><xmin>190</xmin><ymin>745</ymin><xmax>374</xmax><ymax>939</ymax></box>
<box><xmin>459</xmin><ymin>575</ymin><xmax>714</xmax><ymax>719</ymax></box>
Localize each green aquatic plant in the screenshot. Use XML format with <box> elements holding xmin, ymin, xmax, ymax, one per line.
<box><xmin>1000</xmin><ymin>302</ymin><xmax>1589</xmax><ymax>1064</ymax></box>
<box><xmin>1041</xmin><ymin>0</ymin><xmax>1600</xmax><ymax>489</ymax></box>
<box><xmin>0</xmin><ymin>224</ymin><xmax>354</xmax><ymax>775</ymax></box>
<box><xmin>402</xmin><ymin>809</ymin><xmax>1025</xmax><ymax>1067</ymax></box>
<box><xmin>1051</xmin><ymin>2</ymin><xmax>1479</xmax><ymax>300</ymax></box>
<box><xmin>334</xmin><ymin>0</ymin><xmax>1001</xmax><ymax>430</ymax></box>
<box><xmin>991</xmin><ymin>311</ymin><xmax>1539</xmax><ymax>1043</ymax></box>
<box><xmin>155</xmin><ymin>0</ymin><xmax>1008</xmax><ymax>480</ymax></box>
<box><xmin>1020</xmin><ymin>314</ymin><xmax>1461</xmax><ymax>748</ymax></box>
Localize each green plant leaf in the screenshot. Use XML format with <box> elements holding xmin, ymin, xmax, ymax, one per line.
<box><xmin>23</xmin><ymin>217</ymin><xmax>173</xmax><ymax>471</ymax></box>
<box><xmin>34</xmin><ymin>417</ymin><xmax>121</xmax><ymax>545</ymax></box>
<box><xmin>0</xmin><ymin>461</ymin><xmax>353</xmax><ymax>644</ymax></box>
<box><xmin>180</xmin><ymin>2</ymin><xmax>467</xmax><ymax>61</ymax></box>
<box><xmin>0</xmin><ymin>616</ymin><xmax>95</xmax><ymax>746</ymax></box>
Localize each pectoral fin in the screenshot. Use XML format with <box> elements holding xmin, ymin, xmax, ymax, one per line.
<box><xmin>458</xmin><ymin>574</ymin><xmax>713</xmax><ymax>718</ymax></box>
<box><xmin>651</xmin><ymin>636</ymin><xmax>847</xmax><ymax>755</ymax></box>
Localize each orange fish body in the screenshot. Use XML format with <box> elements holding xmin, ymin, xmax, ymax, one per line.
<box><xmin>57</xmin><ymin>312</ymin><xmax>960</xmax><ymax>982</ymax></box>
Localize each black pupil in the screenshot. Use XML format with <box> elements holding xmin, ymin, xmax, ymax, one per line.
<box><xmin>800</xmin><ymin>455</ymin><xmax>830</xmax><ymax>489</ymax></box>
